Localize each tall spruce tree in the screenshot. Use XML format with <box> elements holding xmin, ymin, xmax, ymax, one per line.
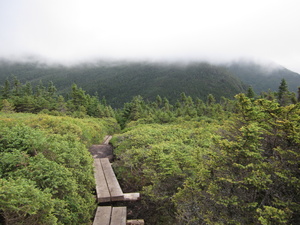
<box><xmin>278</xmin><ymin>78</ymin><xmax>289</xmax><ymax>106</ymax></box>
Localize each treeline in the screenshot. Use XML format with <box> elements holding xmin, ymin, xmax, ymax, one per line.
<box><xmin>0</xmin><ymin>77</ymin><xmax>114</xmax><ymax>118</ymax></box>
<box><xmin>1</xmin><ymin>77</ymin><xmax>298</xmax><ymax>127</ymax></box>
<box><xmin>117</xmin><ymin>79</ymin><xmax>299</xmax><ymax>127</ymax></box>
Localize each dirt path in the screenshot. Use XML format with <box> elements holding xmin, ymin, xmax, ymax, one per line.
<box><xmin>89</xmin><ymin>135</ymin><xmax>114</xmax><ymax>162</ymax></box>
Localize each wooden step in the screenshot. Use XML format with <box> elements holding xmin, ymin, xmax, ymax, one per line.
<box><xmin>126</xmin><ymin>219</ymin><xmax>145</xmax><ymax>225</ymax></box>
<box><xmin>93</xmin><ymin>206</ymin><xmax>127</xmax><ymax>225</ymax></box>
<box><xmin>93</xmin><ymin>207</ymin><xmax>144</xmax><ymax>225</ymax></box>
<box><xmin>94</xmin><ymin>158</ymin><xmax>140</xmax><ymax>203</ymax></box>
<box><xmin>93</xmin><ymin>206</ymin><xmax>112</xmax><ymax>225</ymax></box>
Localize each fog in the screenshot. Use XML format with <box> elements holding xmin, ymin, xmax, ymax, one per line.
<box><xmin>0</xmin><ymin>0</ymin><xmax>300</xmax><ymax>73</ymax></box>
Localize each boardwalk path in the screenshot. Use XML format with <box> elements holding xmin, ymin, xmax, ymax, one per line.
<box><xmin>89</xmin><ymin>136</ymin><xmax>144</xmax><ymax>225</ymax></box>
<box><xmin>89</xmin><ymin>135</ymin><xmax>113</xmax><ymax>161</ymax></box>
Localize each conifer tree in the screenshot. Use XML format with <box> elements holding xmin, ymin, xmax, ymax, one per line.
<box><xmin>278</xmin><ymin>78</ymin><xmax>289</xmax><ymax>106</ymax></box>
<box><xmin>12</xmin><ymin>76</ymin><xmax>21</xmax><ymax>96</ymax></box>
<box><xmin>1</xmin><ymin>79</ymin><xmax>11</xmax><ymax>99</ymax></box>
<box><xmin>246</xmin><ymin>86</ymin><xmax>255</xmax><ymax>99</ymax></box>
<box><xmin>206</xmin><ymin>94</ymin><xmax>216</xmax><ymax>106</ymax></box>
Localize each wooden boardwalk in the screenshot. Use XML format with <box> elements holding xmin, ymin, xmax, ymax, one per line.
<box><xmin>91</xmin><ymin>136</ymin><xmax>144</xmax><ymax>225</ymax></box>
<box><xmin>94</xmin><ymin>158</ymin><xmax>140</xmax><ymax>202</ymax></box>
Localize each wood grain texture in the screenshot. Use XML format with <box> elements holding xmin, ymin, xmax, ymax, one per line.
<box><xmin>126</xmin><ymin>220</ymin><xmax>145</xmax><ymax>225</ymax></box>
<box><xmin>93</xmin><ymin>206</ymin><xmax>112</xmax><ymax>225</ymax></box>
<box><xmin>110</xmin><ymin>207</ymin><xmax>127</xmax><ymax>225</ymax></box>
<box><xmin>94</xmin><ymin>159</ymin><xmax>111</xmax><ymax>202</ymax></box>
<box><xmin>100</xmin><ymin>158</ymin><xmax>124</xmax><ymax>201</ymax></box>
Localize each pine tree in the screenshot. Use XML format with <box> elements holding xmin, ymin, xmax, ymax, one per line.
<box><xmin>206</xmin><ymin>94</ymin><xmax>216</xmax><ymax>106</ymax></box>
<box><xmin>156</xmin><ymin>95</ymin><xmax>162</xmax><ymax>108</ymax></box>
<box><xmin>246</xmin><ymin>86</ymin><xmax>255</xmax><ymax>99</ymax></box>
<box><xmin>278</xmin><ymin>78</ymin><xmax>289</xmax><ymax>106</ymax></box>
<box><xmin>1</xmin><ymin>79</ymin><xmax>11</xmax><ymax>99</ymax></box>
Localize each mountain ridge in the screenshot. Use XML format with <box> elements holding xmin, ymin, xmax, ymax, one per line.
<box><xmin>0</xmin><ymin>58</ymin><xmax>299</xmax><ymax>107</ymax></box>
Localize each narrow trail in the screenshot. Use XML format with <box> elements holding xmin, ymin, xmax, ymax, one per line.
<box><xmin>89</xmin><ymin>135</ymin><xmax>113</xmax><ymax>161</ymax></box>
<box><xmin>89</xmin><ymin>135</ymin><xmax>144</xmax><ymax>224</ymax></box>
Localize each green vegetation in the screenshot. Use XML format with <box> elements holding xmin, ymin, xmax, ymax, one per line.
<box><xmin>0</xmin><ymin>60</ymin><xmax>247</xmax><ymax>107</ymax></box>
<box><xmin>1</xmin><ymin>69</ymin><xmax>300</xmax><ymax>224</ymax></box>
<box><xmin>110</xmin><ymin>80</ymin><xmax>300</xmax><ymax>224</ymax></box>
<box><xmin>0</xmin><ymin>113</ymin><xmax>120</xmax><ymax>224</ymax></box>
<box><xmin>0</xmin><ymin>77</ymin><xmax>114</xmax><ymax>118</ymax></box>
<box><xmin>1</xmin><ymin>59</ymin><xmax>300</xmax><ymax>108</ymax></box>
<box><xmin>227</xmin><ymin>60</ymin><xmax>300</xmax><ymax>94</ymax></box>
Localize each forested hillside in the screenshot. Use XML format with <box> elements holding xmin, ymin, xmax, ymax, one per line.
<box><xmin>0</xmin><ymin>59</ymin><xmax>247</xmax><ymax>107</ymax></box>
<box><xmin>227</xmin><ymin>60</ymin><xmax>300</xmax><ymax>93</ymax></box>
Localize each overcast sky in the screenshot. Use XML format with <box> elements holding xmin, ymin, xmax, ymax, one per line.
<box><xmin>0</xmin><ymin>0</ymin><xmax>299</xmax><ymax>72</ymax></box>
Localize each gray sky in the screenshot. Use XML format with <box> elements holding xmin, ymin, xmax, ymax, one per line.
<box><xmin>0</xmin><ymin>0</ymin><xmax>300</xmax><ymax>73</ymax></box>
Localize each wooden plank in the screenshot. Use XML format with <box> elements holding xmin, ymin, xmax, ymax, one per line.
<box><xmin>94</xmin><ymin>159</ymin><xmax>111</xmax><ymax>203</ymax></box>
<box><xmin>110</xmin><ymin>207</ymin><xmax>127</xmax><ymax>225</ymax></box>
<box><xmin>126</xmin><ymin>220</ymin><xmax>145</xmax><ymax>225</ymax></box>
<box><xmin>123</xmin><ymin>193</ymin><xmax>140</xmax><ymax>201</ymax></box>
<box><xmin>103</xmin><ymin>135</ymin><xmax>113</xmax><ymax>145</ymax></box>
<box><xmin>93</xmin><ymin>206</ymin><xmax>112</xmax><ymax>225</ymax></box>
<box><xmin>100</xmin><ymin>158</ymin><xmax>124</xmax><ymax>201</ymax></box>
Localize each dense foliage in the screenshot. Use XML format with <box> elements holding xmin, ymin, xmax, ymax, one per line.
<box><xmin>111</xmin><ymin>81</ymin><xmax>300</xmax><ymax>224</ymax></box>
<box><xmin>1</xmin><ymin>71</ymin><xmax>300</xmax><ymax>224</ymax></box>
<box><xmin>112</xmin><ymin>119</ymin><xmax>220</xmax><ymax>224</ymax></box>
<box><xmin>0</xmin><ymin>113</ymin><xmax>120</xmax><ymax>224</ymax></box>
<box><xmin>0</xmin><ymin>77</ymin><xmax>114</xmax><ymax>118</ymax></box>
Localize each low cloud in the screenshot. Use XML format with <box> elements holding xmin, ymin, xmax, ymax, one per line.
<box><xmin>0</xmin><ymin>0</ymin><xmax>299</xmax><ymax>72</ymax></box>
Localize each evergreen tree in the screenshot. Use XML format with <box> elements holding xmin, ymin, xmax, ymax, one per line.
<box><xmin>162</xmin><ymin>97</ymin><xmax>170</xmax><ymax>112</ymax></box>
<box><xmin>12</xmin><ymin>76</ymin><xmax>21</xmax><ymax>96</ymax></box>
<box><xmin>1</xmin><ymin>79</ymin><xmax>11</xmax><ymax>99</ymax></box>
<box><xmin>246</xmin><ymin>86</ymin><xmax>255</xmax><ymax>99</ymax></box>
<box><xmin>278</xmin><ymin>78</ymin><xmax>289</xmax><ymax>106</ymax></box>
<box><xmin>47</xmin><ymin>81</ymin><xmax>57</xmax><ymax>98</ymax></box>
<box><xmin>206</xmin><ymin>94</ymin><xmax>216</xmax><ymax>106</ymax></box>
<box><xmin>180</xmin><ymin>92</ymin><xmax>187</xmax><ymax>105</ymax></box>
<box><xmin>70</xmin><ymin>83</ymin><xmax>88</xmax><ymax>111</ymax></box>
<box><xmin>23</xmin><ymin>82</ymin><xmax>33</xmax><ymax>96</ymax></box>
<box><xmin>156</xmin><ymin>95</ymin><xmax>162</xmax><ymax>108</ymax></box>
<box><xmin>35</xmin><ymin>80</ymin><xmax>46</xmax><ymax>97</ymax></box>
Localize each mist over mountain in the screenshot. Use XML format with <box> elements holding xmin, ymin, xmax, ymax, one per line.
<box><xmin>0</xmin><ymin>58</ymin><xmax>299</xmax><ymax>107</ymax></box>
<box><xmin>226</xmin><ymin>60</ymin><xmax>300</xmax><ymax>94</ymax></box>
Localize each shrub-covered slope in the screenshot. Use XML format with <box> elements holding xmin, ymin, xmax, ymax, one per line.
<box><xmin>0</xmin><ymin>113</ymin><xmax>120</xmax><ymax>224</ymax></box>
<box><xmin>112</xmin><ymin>95</ymin><xmax>300</xmax><ymax>224</ymax></box>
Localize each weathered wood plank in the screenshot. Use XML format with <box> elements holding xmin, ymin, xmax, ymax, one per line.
<box><xmin>103</xmin><ymin>135</ymin><xmax>113</xmax><ymax>145</ymax></box>
<box><xmin>100</xmin><ymin>158</ymin><xmax>124</xmax><ymax>201</ymax></box>
<box><xmin>123</xmin><ymin>193</ymin><xmax>140</xmax><ymax>201</ymax></box>
<box><xmin>94</xmin><ymin>159</ymin><xmax>111</xmax><ymax>203</ymax></box>
<box><xmin>110</xmin><ymin>207</ymin><xmax>127</xmax><ymax>225</ymax></box>
<box><xmin>93</xmin><ymin>206</ymin><xmax>112</xmax><ymax>225</ymax></box>
<box><xmin>126</xmin><ymin>220</ymin><xmax>145</xmax><ymax>225</ymax></box>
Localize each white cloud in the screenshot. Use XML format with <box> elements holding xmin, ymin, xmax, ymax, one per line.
<box><xmin>0</xmin><ymin>0</ymin><xmax>299</xmax><ymax>72</ymax></box>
